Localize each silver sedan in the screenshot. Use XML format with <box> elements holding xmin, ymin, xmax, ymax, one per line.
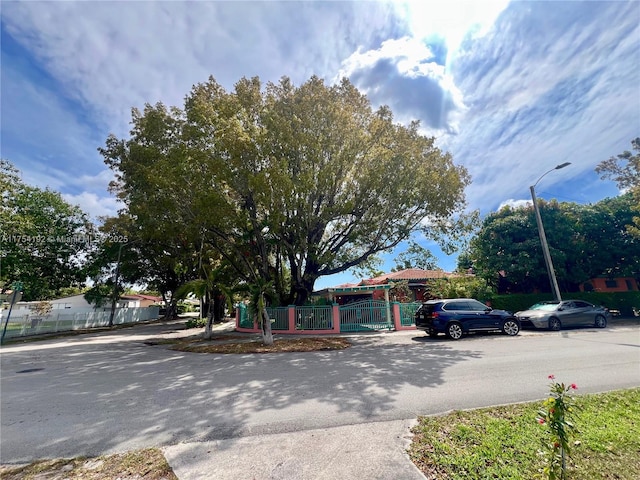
<box><xmin>515</xmin><ymin>300</ymin><xmax>611</xmax><ymax>330</ymax></box>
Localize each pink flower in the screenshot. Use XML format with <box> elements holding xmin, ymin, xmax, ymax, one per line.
<box><xmin>570</xmin><ymin>383</ymin><xmax>578</xmax><ymax>390</ymax></box>
<box><xmin>548</xmin><ymin>374</ymin><xmax>555</xmax><ymax>380</ymax></box>
<box><xmin>538</xmin><ymin>418</ymin><xmax>546</xmax><ymax>424</ymax></box>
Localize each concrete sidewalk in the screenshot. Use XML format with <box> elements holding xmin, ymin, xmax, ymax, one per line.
<box><xmin>163</xmin><ymin>419</ymin><xmax>426</xmax><ymax>480</ymax></box>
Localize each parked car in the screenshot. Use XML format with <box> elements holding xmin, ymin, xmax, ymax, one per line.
<box><xmin>414</xmin><ymin>298</ymin><xmax>520</xmax><ymax>340</ymax></box>
<box><xmin>515</xmin><ymin>300</ymin><xmax>611</xmax><ymax>331</ymax></box>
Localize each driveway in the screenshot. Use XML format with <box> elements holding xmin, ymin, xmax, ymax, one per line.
<box><xmin>1</xmin><ymin>319</ymin><xmax>639</xmax><ymax>465</ymax></box>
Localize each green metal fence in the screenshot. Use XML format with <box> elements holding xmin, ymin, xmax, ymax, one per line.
<box><xmin>339</xmin><ymin>300</ymin><xmax>391</xmax><ymax>332</ymax></box>
<box><xmin>295</xmin><ymin>305</ymin><xmax>333</xmax><ymax>330</ymax></box>
<box><xmin>266</xmin><ymin>307</ymin><xmax>289</xmax><ymax>330</ymax></box>
<box><xmin>399</xmin><ymin>302</ymin><xmax>421</xmax><ymax>326</ymax></box>
<box><xmin>238</xmin><ymin>304</ymin><xmax>253</xmax><ymax>329</ymax></box>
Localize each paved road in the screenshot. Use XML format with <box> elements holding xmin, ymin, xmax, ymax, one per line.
<box><xmin>1</xmin><ymin>320</ymin><xmax>639</xmax><ymax>466</ymax></box>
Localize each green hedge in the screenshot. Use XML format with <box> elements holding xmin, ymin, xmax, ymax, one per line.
<box><xmin>490</xmin><ymin>291</ymin><xmax>640</xmax><ymax>316</ymax></box>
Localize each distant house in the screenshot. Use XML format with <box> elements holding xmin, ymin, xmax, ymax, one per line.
<box><xmin>4</xmin><ymin>293</ymin><xmax>163</xmax><ymax>313</ymax></box>
<box><xmin>362</xmin><ymin>268</ymin><xmax>460</xmax><ymax>302</ymax></box>
<box><xmin>49</xmin><ymin>294</ymin><xmax>94</xmax><ymax>310</ymax></box>
<box><xmin>6</xmin><ymin>294</ymin><xmax>94</xmax><ymax>313</ymax></box>
<box><xmin>48</xmin><ymin>293</ymin><xmax>162</xmax><ymax>309</ymax></box>
<box><xmin>119</xmin><ymin>294</ymin><xmax>163</xmax><ymax>308</ymax></box>
<box><xmin>580</xmin><ymin>276</ymin><xmax>639</xmax><ymax>293</ymax></box>
<box><xmin>314</xmin><ymin>269</ymin><xmax>461</xmax><ymax>304</ymax></box>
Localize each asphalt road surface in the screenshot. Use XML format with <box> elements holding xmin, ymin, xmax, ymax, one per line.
<box><xmin>1</xmin><ymin>321</ymin><xmax>639</xmax><ymax>464</ymax></box>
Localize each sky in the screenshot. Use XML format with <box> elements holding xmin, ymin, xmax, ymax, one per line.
<box><xmin>1</xmin><ymin>0</ymin><xmax>639</xmax><ymax>290</ymax></box>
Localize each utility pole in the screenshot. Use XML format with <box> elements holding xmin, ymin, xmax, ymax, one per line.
<box><xmin>530</xmin><ymin>162</ymin><xmax>571</xmax><ymax>302</ymax></box>
<box><xmin>1</xmin><ymin>281</ymin><xmax>23</xmax><ymax>344</ymax></box>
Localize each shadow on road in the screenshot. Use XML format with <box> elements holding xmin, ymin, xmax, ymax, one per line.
<box><xmin>1</xmin><ymin>322</ymin><xmax>483</xmax><ymax>463</ymax></box>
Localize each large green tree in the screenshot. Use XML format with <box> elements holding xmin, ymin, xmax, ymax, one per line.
<box><xmin>84</xmin><ymin>213</ymin><xmax>203</xmax><ymax>321</ymax></box>
<box><xmin>101</xmin><ymin>75</ymin><xmax>470</xmax><ymax>314</ymax></box>
<box><xmin>464</xmin><ymin>195</ymin><xmax>639</xmax><ymax>293</ymax></box>
<box><xmin>392</xmin><ymin>240</ymin><xmax>440</xmax><ymax>271</ymax></box>
<box><xmin>596</xmin><ymin>137</ymin><xmax>640</xmax><ymax>237</ymax></box>
<box><xmin>1</xmin><ymin>160</ymin><xmax>94</xmax><ymax>300</ymax></box>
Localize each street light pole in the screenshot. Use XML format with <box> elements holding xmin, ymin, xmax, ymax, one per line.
<box><xmin>1</xmin><ymin>281</ymin><xmax>23</xmax><ymax>344</ymax></box>
<box><xmin>530</xmin><ymin>162</ymin><xmax>570</xmax><ymax>302</ymax></box>
<box><xmin>108</xmin><ymin>243</ymin><xmax>123</xmax><ymax>327</ymax></box>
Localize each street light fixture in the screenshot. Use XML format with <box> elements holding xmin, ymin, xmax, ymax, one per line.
<box><xmin>529</xmin><ymin>162</ymin><xmax>571</xmax><ymax>302</ymax></box>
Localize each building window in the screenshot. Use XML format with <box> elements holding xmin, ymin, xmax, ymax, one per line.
<box><xmin>605</xmin><ymin>279</ymin><xmax>618</xmax><ymax>288</ymax></box>
<box><xmin>625</xmin><ymin>279</ymin><xmax>634</xmax><ymax>291</ymax></box>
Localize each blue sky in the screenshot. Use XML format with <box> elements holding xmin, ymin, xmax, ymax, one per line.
<box><xmin>1</xmin><ymin>0</ymin><xmax>639</xmax><ymax>290</ymax></box>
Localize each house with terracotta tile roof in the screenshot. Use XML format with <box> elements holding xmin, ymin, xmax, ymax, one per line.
<box><xmin>361</xmin><ymin>268</ymin><xmax>462</xmax><ymax>302</ymax></box>
<box><xmin>315</xmin><ymin>269</ymin><xmax>462</xmax><ymax>304</ymax></box>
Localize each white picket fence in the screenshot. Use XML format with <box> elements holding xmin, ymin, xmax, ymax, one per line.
<box><xmin>1</xmin><ymin>306</ymin><xmax>160</xmax><ymax>340</ymax></box>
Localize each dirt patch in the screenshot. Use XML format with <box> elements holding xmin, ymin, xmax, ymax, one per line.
<box><xmin>170</xmin><ymin>336</ymin><xmax>352</xmax><ymax>354</ymax></box>
<box><xmin>0</xmin><ymin>448</ymin><xmax>177</xmax><ymax>480</ymax></box>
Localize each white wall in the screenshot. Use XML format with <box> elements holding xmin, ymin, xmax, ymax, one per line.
<box><xmin>50</xmin><ymin>294</ymin><xmax>93</xmax><ymax>309</ymax></box>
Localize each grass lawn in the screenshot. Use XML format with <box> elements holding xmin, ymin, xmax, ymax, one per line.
<box><xmin>409</xmin><ymin>388</ymin><xmax>640</xmax><ymax>479</ymax></box>
<box><xmin>2</xmin><ymin>389</ymin><xmax>638</xmax><ymax>479</ymax></box>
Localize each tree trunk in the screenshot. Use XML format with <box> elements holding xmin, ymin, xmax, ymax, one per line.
<box><xmin>166</xmin><ymin>298</ymin><xmax>179</xmax><ymax>319</ymax></box>
<box><xmin>203</xmin><ymin>293</ymin><xmax>224</xmax><ymax>340</ymax></box>
<box><xmin>292</xmin><ymin>273</ymin><xmax>318</xmax><ymax>306</ymax></box>
<box><xmin>200</xmin><ymin>297</ymin><xmax>208</xmax><ymax>319</ymax></box>
<box><xmin>213</xmin><ymin>294</ymin><xmax>225</xmax><ymax>323</ymax></box>
<box><xmin>204</xmin><ymin>304</ymin><xmax>214</xmax><ymax>340</ymax></box>
<box><xmin>161</xmin><ymin>291</ymin><xmax>170</xmax><ymax>318</ymax></box>
<box><xmin>261</xmin><ymin>306</ymin><xmax>273</xmax><ymax>345</ymax></box>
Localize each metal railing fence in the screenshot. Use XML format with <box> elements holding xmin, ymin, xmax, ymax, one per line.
<box><xmin>266</xmin><ymin>307</ymin><xmax>289</xmax><ymax>330</ymax></box>
<box><xmin>399</xmin><ymin>302</ymin><xmax>422</xmax><ymax>326</ymax></box>
<box><xmin>339</xmin><ymin>300</ymin><xmax>391</xmax><ymax>332</ymax></box>
<box><xmin>295</xmin><ymin>305</ymin><xmax>333</xmax><ymax>330</ymax></box>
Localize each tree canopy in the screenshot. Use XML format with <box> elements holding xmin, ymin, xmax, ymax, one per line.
<box><xmin>392</xmin><ymin>240</ymin><xmax>440</xmax><ymax>272</ymax></box>
<box><xmin>102</xmin><ymin>75</ymin><xmax>470</xmax><ymax>305</ymax></box>
<box><xmin>1</xmin><ymin>160</ymin><xmax>94</xmax><ymax>301</ymax></box>
<box><xmin>463</xmin><ymin>194</ymin><xmax>639</xmax><ymax>293</ymax></box>
<box><xmin>596</xmin><ymin>137</ymin><xmax>640</xmax><ymax>237</ymax></box>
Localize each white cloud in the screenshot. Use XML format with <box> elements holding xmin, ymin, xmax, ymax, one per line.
<box><xmin>498</xmin><ymin>198</ymin><xmax>532</xmax><ymax>210</ymax></box>
<box><xmin>62</xmin><ymin>191</ymin><xmax>122</xmax><ymax>223</ymax></box>
<box><xmin>393</xmin><ymin>0</ymin><xmax>511</xmax><ymax>58</ymax></box>
<box><xmin>444</xmin><ymin>0</ymin><xmax>640</xmax><ymax>212</ymax></box>
<box><xmin>74</xmin><ymin>169</ymin><xmax>115</xmax><ymax>193</ymax></box>
<box><xmin>338</xmin><ymin>36</ymin><xmax>467</xmax><ymax>133</ymax></box>
<box><xmin>1</xmin><ymin>1</ymin><xmax>401</xmax><ymax>136</ymax></box>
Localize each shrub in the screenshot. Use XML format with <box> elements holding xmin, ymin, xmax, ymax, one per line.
<box><xmin>491</xmin><ymin>291</ymin><xmax>640</xmax><ymax>315</ymax></box>
<box><xmin>537</xmin><ymin>375</ymin><xmax>580</xmax><ymax>480</ymax></box>
<box><xmin>185</xmin><ymin>317</ymin><xmax>207</xmax><ymax>329</ymax></box>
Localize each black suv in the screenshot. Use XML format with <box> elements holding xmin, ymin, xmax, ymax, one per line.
<box><xmin>414</xmin><ymin>298</ymin><xmax>520</xmax><ymax>340</ymax></box>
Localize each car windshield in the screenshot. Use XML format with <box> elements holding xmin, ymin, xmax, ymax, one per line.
<box><xmin>528</xmin><ymin>302</ymin><xmax>559</xmax><ymax>311</ymax></box>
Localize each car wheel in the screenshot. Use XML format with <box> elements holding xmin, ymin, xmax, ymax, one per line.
<box><xmin>548</xmin><ymin>317</ymin><xmax>562</xmax><ymax>331</ymax></box>
<box><xmin>428</xmin><ymin>329</ymin><xmax>439</xmax><ymax>338</ymax></box>
<box><xmin>446</xmin><ymin>322</ymin><xmax>463</xmax><ymax>340</ymax></box>
<box><xmin>502</xmin><ymin>319</ymin><xmax>520</xmax><ymax>336</ymax></box>
<box><xmin>594</xmin><ymin>314</ymin><xmax>607</xmax><ymax>328</ymax></box>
